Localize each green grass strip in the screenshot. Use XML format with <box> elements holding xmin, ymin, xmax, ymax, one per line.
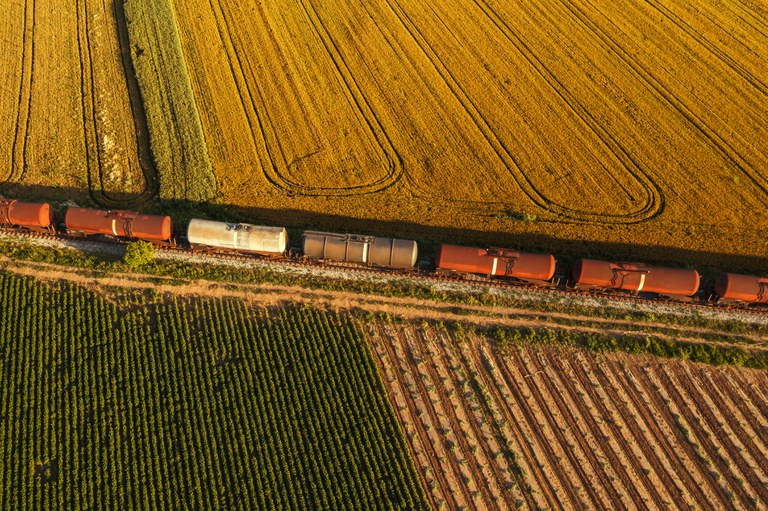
<box><xmin>124</xmin><ymin>0</ymin><xmax>216</xmax><ymax>200</ymax></box>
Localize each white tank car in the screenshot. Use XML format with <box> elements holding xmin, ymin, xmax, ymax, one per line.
<box><xmin>301</xmin><ymin>231</ymin><xmax>418</xmax><ymax>269</ymax></box>
<box><xmin>187</xmin><ymin>219</ymin><xmax>288</xmax><ymax>255</ymax></box>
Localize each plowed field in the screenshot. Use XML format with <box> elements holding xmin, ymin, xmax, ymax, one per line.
<box><xmin>367</xmin><ymin>322</ymin><xmax>768</xmax><ymax>510</ymax></box>
<box><xmin>0</xmin><ymin>0</ymin><xmax>151</xmax><ymax>202</ymax></box>
<box><xmin>172</xmin><ymin>0</ymin><xmax>768</xmax><ymax>264</ymax></box>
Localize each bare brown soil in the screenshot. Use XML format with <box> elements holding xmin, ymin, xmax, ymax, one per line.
<box><xmin>366</xmin><ymin>323</ymin><xmax>768</xmax><ymax>510</ymax></box>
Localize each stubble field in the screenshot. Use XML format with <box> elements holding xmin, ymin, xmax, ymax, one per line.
<box><xmin>0</xmin><ymin>0</ymin><xmax>154</xmax><ymax>203</ymax></box>
<box><xmin>172</xmin><ymin>0</ymin><xmax>768</xmax><ymax>265</ymax></box>
<box><xmin>369</xmin><ymin>322</ymin><xmax>768</xmax><ymax>510</ymax></box>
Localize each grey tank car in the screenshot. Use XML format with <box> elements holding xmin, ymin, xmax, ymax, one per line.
<box><xmin>301</xmin><ymin>231</ymin><xmax>418</xmax><ymax>269</ymax></box>
<box><xmin>187</xmin><ymin>219</ymin><xmax>288</xmax><ymax>255</ymax></box>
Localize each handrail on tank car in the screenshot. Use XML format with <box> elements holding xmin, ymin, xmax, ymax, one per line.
<box><xmin>303</xmin><ymin>230</ymin><xmax>376</xmax><ymax>243</ymax></box>
<box><xmin>609</xmin><ymin>262</ymin><xmax>651</xmax><ymax>289</ymax></box>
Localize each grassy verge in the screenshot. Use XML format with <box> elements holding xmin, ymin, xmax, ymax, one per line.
<box><xmin>482</xmin><ymin>324</ymin><xmax>768</xmax><ymax>371</ymax></box>
<box><xmin>1</xmin><ymin>237</ymin><xmax>767</xmax><ymax>364</ymax></box>
<box><xmin>123</xmin><ymin>0</ymin><xmax>216</xmax><ymax>200</ymax></box>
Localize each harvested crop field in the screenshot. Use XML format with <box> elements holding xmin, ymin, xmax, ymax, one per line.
<box><xmin>172</xmin><ymin>0</ymin><xmax>768</xmax><ymax>265</ymax></box>
<box><xmin>367</xmin><ymin>322</ymin><xmax>768</xmax><ymax>510</ymax></box>
<box><xmin>0</xmin><ymin>0</ymin><xmax>152</xmax><ymax>203</ymax></box>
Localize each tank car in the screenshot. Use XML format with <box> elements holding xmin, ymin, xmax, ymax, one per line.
<box><xmin>435</xmin><ymin>244</ymin><xmax>556</xmax><ymax>283</ymax></box>
<box><xmin>65</xmin><ymin>208</ymin><xmax>172</xmax><ymax>242</ymax></box>
<box><xmin>301</xmin><ymin>231</ymin><xmax>417</xmax><ymax>269</ymax></box>
<box><xmin>713</xmin><ymin>272</ymin><xmax>768</xmax><ymax>303</ymax></box>
<box><xmin>187</xmin><ymin>219</ymin><xmax>288</xmax><ymax>255</ymax></box>
<box><xmin>572</xmin><ymin>259</ymin><xmax>700</xmax><ymax>298</ymax></box>
<box><xmin>0</xmin><ymin>199</ymin><xmax>54</xmax><ymax>230</ymax></box>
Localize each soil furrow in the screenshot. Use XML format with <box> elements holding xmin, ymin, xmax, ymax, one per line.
<box><xmin>669</xmin><ymin>365</ymin><xmax>768</xmax><ymax>506</ymax></box>
<box><xmin>490</xmin><ymin>348</ymin><xmax>585</xmax><ymax>509</ymax></box>
<box><xmin>602</xmin><ymin>360</ymin><xmax>717</xmax><ymax>509</ymax></box>
<box><xmin>368</xmin><ymin>325</ymin><xmax>453</xmax><ymax>510</ymax></box>
<box><xmin>476</xmin><ymin>345</ymin><xmax>568</xmax><ymax>510</ymax></box>
<box><xmin>465</xmin><ymin>341</ymin><xmax>551</xmax><ymax>510</ymax></box>
<box><xmin>635</xmin><ymin>364</ymin><xmax>737</xmax><ymax>509</ymax></box>
<box><xmin>709</xmin><ymin>370</ymin><xmax>768</xmax><ymax>455</ymax></box>
<box><xmin>508</xmin><ymin>351</ymin><xmax>604</xmax><ymax>509</ymax></box>
<box><xmin>397</xmin><ymin>327</ymin><xmax>488</xmax><ymax>509</ymax></box>
<box><xmin>431</xmin><ymin>333</ymin><xmax>519</xmax><ymax>509</ymax></box>
<box><xmin>524</xmin><ymin>349</ymin><xmax>626</xmax><ymax>510</ymax></box>
<box><xmin>696</xmin><ymin>369</ymin><xmax>768</xmax><ymax>504</ymax></box>
<box><xmin>384</xmin><ymin>324</ymin><xmax>473</xmax><ymax>508</ymax></box>
<box><xmin>421</xmin><ymin>331</ymin><xmax>515</xmax><ymax>509</ymax></box>
<box><xmin>553</xmin><ymin>353</ymin><xmax>666</xmax><ymax>509</ymax></box>
<box><xmin>572</xmin><ymin>353</ymin><xmax>687</xmax><ymax>510</ymax></box>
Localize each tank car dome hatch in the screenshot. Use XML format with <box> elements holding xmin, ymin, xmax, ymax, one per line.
<box><xmin>572</xmin><ymin>259</ymin><xmax>700</xmax><ymax>297</ymax></box>
<box><xmin>714</xmin><ymin>272</ymin><xmax>768</xmax><ymax>303</ymax></box>
<box><xmin>187</xmin><ymin>219</ymin><xmax>288</xmax><ymax>254</ymax></box>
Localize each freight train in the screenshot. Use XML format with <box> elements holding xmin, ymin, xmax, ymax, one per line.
<box><xmin>0</xmin><ymin>198</ymin><xmax>766</xmax><ymax>306</ymax></box>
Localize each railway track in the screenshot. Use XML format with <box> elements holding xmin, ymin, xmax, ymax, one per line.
<box><xmin>1</xmin><ymin>225</ymin><xmax>766</xmax><ymax>318</ymax></box>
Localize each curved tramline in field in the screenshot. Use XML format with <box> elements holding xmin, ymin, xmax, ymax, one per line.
<box><xmin>0</xmin><ymin>0</ymin><xmax>152</xmax><ymax>204</ymax></box>
<box><xmin>0</xmin><ymin>0</ymin><xmax>32</xmax><ymax>187</ymax></box>
<box><xmin>181</xmin><ymin>0</ymin><xmax>402</xmax><ymax>196</ymax></box>
<box><xmin>364</xmin><ymin>321</ymin><xmax>768</xmax><ymax>510</ymax></box>
<box><xmin>548</xmin><ymin>0</ymin><xmax>768</xmax><ymax>202</ymax></box>
<box><xmin>381</xmin><ymin>0</ymin><xmax>664</xmax><ymax>223</ymax></box>
<box><xmin>171</xmin><ymin>0</ymin><xmax>768</xmax><ymax>263</ymax></box>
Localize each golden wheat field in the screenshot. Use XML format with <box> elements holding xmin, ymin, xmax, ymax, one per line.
<box><xmin>0</xmin><ymin>0</ymin><xmax>151</xmax><ymax>202</ymax></box>
<box><xmin>171</xmin><ymin>0</ymin><xmax>768</xmax><ymax>264</ymax></box>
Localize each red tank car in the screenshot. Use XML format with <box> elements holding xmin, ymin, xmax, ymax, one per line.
<box><xmin>0</xmin><ymin>199</ymin><xmax>54</xmax><ymax>230</ymax></box>
<box><xmin>572</xmin><ymin>259</ymin><xmax>700</xmax><ymax>297</ymax></box>
<box><xmin>435</xmin><ymin>244</ymin><xmax>556</xmax><ymax>282</ymax></box>
<box><xmin>65</xmin><ymin>208</ymin><xmax>172</xmax><ymax>242</ymax></box>
<box><xmin>714</xmin><ymin>273</ymin><xmax>768</xmax><ymax>303</ymax></box>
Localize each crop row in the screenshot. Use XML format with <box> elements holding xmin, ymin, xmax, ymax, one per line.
<box><xmin>0</xmin><ymin>272</ymin><xmax>427</xmax><ymax>510</ymax></box>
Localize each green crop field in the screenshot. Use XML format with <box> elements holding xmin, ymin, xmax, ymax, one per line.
<box><xmin>0</xmin><ymin>272</ymin><xmax>427</xmax><ymax>510</ymax></box>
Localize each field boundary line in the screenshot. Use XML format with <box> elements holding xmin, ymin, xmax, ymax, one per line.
<box><xmin>374</xmin><ymin>324</ymin><xmax>466</xmax><ymax>509</ymax></box>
